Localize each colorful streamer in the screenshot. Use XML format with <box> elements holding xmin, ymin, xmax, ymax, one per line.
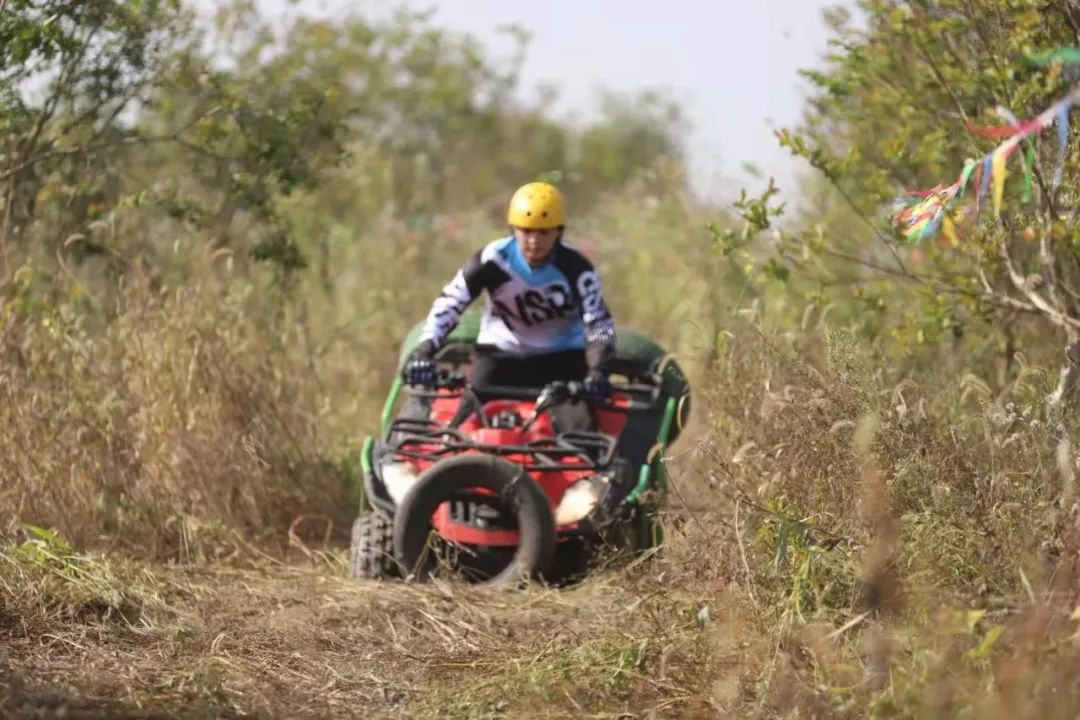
<box><xmin>890</xmin><ymin>159</ymin><xmax>976</xmax><ymax>242</ymax></box>
<box><xmin>890</xmin><ymin>69</ymin><xmax>1078</xmax><ymax>243</ymax></box>
<box><xmin>989</xmin><ymin>106</ymin><xmax>1035</xmax><ymax>202</ymax></box>
<box><xmin>976</xmin><ymin>155</ymin><xmax>991</xmax><ymax>210</ymax></box>
<box><xmin>1025</xmin><ymin>48</ymin><xmax>1080</xmax><ymax>68</ymax></box>
<box><xmin>942</xmin><ymin>205</ymin><xmax>968</xmax><ymax>246</ymax></box>
<box><xmin>890</xmin><ymin>186</ymin><xmax>954</xmax><ymax>242</ymax></box>
<box><xmin>992</xmin><ymin>134</ymin><xmax>1024</xmax><ymax>219</ymax></box>
<box><xmin>1057</xmin><ymin>103</ymin><xmax>1070</xmax><ymax>186</ymax></box>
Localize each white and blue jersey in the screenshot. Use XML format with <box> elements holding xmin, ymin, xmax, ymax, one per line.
<box><xmin>417</xmin><ymin>236</ymin><xmax>616</xmax><ymax>370</ymax></box>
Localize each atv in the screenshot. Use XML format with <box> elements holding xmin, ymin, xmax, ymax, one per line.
<box><xmin>349</xmin><ymin>312</ymin><xmax>690</xmax><ymax>586</ymax></box>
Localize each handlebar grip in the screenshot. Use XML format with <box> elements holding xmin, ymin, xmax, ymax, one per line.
<box><xmin>433</xmin><ymin>370</ymin><xmax>467</xmax><ymax>389</ymax></box>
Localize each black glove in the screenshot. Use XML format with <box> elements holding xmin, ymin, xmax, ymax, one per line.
<box><xmin>583</xmin><ymin>369</ymin><xmax>611</xmax><ymax>399</ymax></box>
<box><xmin>402</xmin><ymin>355</ymin><xmax>437</xmax><ymax>387</ymax></box>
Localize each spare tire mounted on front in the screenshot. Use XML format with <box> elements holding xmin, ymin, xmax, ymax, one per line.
<box><xmin>392</xmin><ymin>454</ymin><xmax>556</xmax><ymax>586</ymax></box>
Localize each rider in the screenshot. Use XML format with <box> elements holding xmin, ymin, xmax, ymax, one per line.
<box><xmin>401</xmin><ymin>181</ymin><xmax>616</xmax><ymax>428</ymax></box>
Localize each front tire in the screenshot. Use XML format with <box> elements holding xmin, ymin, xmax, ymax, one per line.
<box><xmin>393</xmin><ymin>455</ymin><xmax>556</xmax><ymax>587</ymax></box>
<box><xmin>349</xmin><ymin>512</ymin><xmax>399</xmax><ymax>579</ymax></box>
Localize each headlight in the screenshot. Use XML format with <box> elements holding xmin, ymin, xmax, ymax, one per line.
<box><xmin>382</xmin><ymin>461</ymin><xmax>419</xmax><ymax>506</ymax></box>
<box><xmin>554</xmin><ymin>476</ymin><xmax>609</xmax><ymax>526</ymax></box>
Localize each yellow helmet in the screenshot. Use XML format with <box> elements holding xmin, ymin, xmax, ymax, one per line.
<box><xmin>506</xmin><ymin>181</ymin><xmax>566</xmax><ymax>229</ymax></box>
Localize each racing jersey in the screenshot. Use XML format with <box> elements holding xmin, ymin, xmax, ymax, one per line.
<box><xmin>416</xmin><ymin>236</ymin><xmax>616</xmax><ymax>370</ymax></box>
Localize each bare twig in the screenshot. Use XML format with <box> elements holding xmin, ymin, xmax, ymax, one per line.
<box><xmin>999</xmin><ymin>234</ymin><xmax>1080</xmax><ymax>330</ymax></box>
<box><xmin>230</xmin><ymin>530</ymin><xmax>285</xmax><ymax>565</ymax></box>
<box><xmin>1062</xmin><ymin>0</ymin><xmax>1080</xmax><ymax>44</ymax></box>
<box><xmin>823</xmin><ymin>177</ymin><xmax>912</xmax><ymax>278</ymax></box>
<box><xmin>1</xmin><ymin>135</ymin><xmax>170</xmax><ymax>182</ymax></box>
<box><xmin>1040</xmin><ymin>227</ymin><xmax>1071</xmax><ymax>317</ymax></box>
<box><xmin>914</xmin><ymin>36</ymin><xmax>975</xmax><ymax>137</ymax></box>
<box><xmin>1019</xmin><ymin>566</ymin><xmax>1037</xmax><ymax>605</ymax></box>
<box><xmin>818</xmin><ymin>242</ymin><xmax>1042</xmax><ymax>319</ymax></box>
<box><xmin>19</xmin><ymin>24</ymin><xmax>104</xmax><ymax>171</ymax></box>
<box><xmin>2</xmin><ymin>102</ymin><xmax>228</xmax><ymax>184</ymax></box>
<box><xmin>287</xmin><ymin>514</ymin><xmax>333</xmax><ymax>558</ymax></box>
<box><xmin>818</xmin><ymin>246</ymin><xmax>916</xmax><ymax>282</ymax></box>
<box><xmin>826</xmin><ymin>610</ymin><xmax>872</xmax><ymax>640</ymax></box>
<box><xmin>734</xmin><ymin>497</ymin><xmax>760</xmax><ymax>610</ymax></box>
<box><xmin>661</xmin><ymin>450</ymin><xmax>711</xmax><ymax>537</ymax></box>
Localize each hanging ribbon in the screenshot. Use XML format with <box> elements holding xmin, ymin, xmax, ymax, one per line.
<box><xmin>976</xmin><ymin>154</ymin><xmax>992</xmax><ymax>210</ymax></box>
<box><xmin>890</xmin><ymin>159</ymin><xmax>977</xmax><ymax>243</ymax></box>
<box><xmin>990</xmin><ymin>106</ymin><xmax>1035</xmax><ymax>203</ymax></box>
<box><xmin>942</xmin><ymin>205</ymin><xmax>969</xmax><ymax>247</ymax></box>
<box><xmin>1057</xmin><ymin>103</ymin><xmax>1070</xmax><ymax>187</ymax></box>
<box><xmin>969</xmin><ymin>93</ymin><xmax>1076</xmax><ymax>193</ymax></box>
<box><xmin>890</xmin><ymin>82</ymin><xmax>1078</xmax><ymax>242</ymax></box>
<box><xmin>1025</xmin><ymin>48</ymin><xmax>1080</xmax><ymax>68</ymax></box>
<box><xmin>965</xmin><ymin>104</ymin><xmax>1041</xmax><ymax>138</ymax></box>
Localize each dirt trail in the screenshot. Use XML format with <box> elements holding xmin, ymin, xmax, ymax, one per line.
<box><xmin>1</xmin><ymin>543</ymin><xmax>737</xmax><ymax>719</ymax></box>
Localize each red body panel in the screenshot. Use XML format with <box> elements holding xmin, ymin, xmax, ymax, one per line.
<box><xmin>403</xmin><ymin>392</ymin><xmax>632</xmax><ymax>546</ymax></box>
<box><xmin>433</xmin><ymin>503</ymin><xmax>522</xmax><ymax>546</ymax></box>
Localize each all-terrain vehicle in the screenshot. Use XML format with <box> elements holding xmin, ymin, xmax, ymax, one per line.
<box><xmin>349</xmin><ymin>312</ymin><xmax>690</xmax><ymax>586</ymax></box>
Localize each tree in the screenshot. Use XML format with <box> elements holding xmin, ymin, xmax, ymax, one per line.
<box><xmin>1</xmin><ymin>0</ymin><xmax>690</xmax><ymax>293</ymax></box>
<box><xmin>739</xmin><ymin>1</ymin><xmax>1080</xmax><ymax>406</ymax></box>
<box><xmin>0</xmin><ymin>0</ymin><xmax>189</xmax><ymax>277</ymax></box>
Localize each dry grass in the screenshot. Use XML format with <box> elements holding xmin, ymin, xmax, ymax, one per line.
<box><xmin>0</xmin><ymin>541</ymin><xmax>727</xmax><ymax>719</ymax></box>
<box><xmin>662</xmin><ymin>323</ymin><xmax>1080</xmax><ymax>718</ymax></box>
<box><xmin>0</xmin><ymin>272</ymin><xmax>353</xmax><ymax>560</ymax></box>
<box><xmin>4</xmin><ymin>201</ymin><xmax>1080</xmax><ymax>716</ymax></box>
<box><xmin>6</xmin><ymin>315</ymin><xmax>1080</xmax><ymax>718</ymax></box>
<box><xmin>5</xmin><ymin>305</ymin><xmax>1080</xmax><ymax>718</ymax></box>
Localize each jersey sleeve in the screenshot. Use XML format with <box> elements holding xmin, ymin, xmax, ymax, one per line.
<box><xmin>415</xmin><ymin>250</ymin><xmax>493</xmax><ymax>357</ymax></box>
<box><xmin>574</xmin><ymin>266</ymin><xmax>617</xmax><ymax>372</ymax></box>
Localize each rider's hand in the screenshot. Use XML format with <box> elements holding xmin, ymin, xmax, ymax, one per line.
<box><xmin>402</xmin><ymin>356</ymin><xmax>437</xmax><ymax>387</ymax></box>
<box><xmin>583</xmin><ymin>370</ymin><xmax>612</xmax><ymax>399</ymax></box>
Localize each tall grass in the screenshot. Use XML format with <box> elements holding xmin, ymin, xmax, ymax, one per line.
<box><xmin>661</xmin><ymin>318</ymin><xmax>1080</xmax><ymax>717</ymax></box>
<box><xmin>4</xmin><ymin>139</ymin><xmax>1079</xmax><ymax>716</ymax></box>
<box><xmin>0</xmin><ymin>269</ymin><xmax>351</xmax><ymax>559</ymax></box>
<box><xmin>0</xmin><ymin>160</ymin><xmax>718</xmax><ymax>561</ymax></box>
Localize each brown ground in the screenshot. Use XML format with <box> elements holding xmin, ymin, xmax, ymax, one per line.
<box><xmin>0</xmin><ymin>526</ymin><xmax>752</xmax><ymax>720</ymax></box>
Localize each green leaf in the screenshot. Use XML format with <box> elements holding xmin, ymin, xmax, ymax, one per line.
<box><xmin>967</xmin><ymin>625</ymin><xmax>1004</xmax><ymax>660</ymax></box>
<box><xmin>947</xmin><ymin>609</ymin><xmax>986</xmax><ymax>635</ymax></box>
<box><xmin>764</xmin><ymin>258</ymin><xmax>791</xmax><ymax>282</ymax></box>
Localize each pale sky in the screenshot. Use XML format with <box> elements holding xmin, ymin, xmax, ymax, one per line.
<box><xmin>194</xmin><ymin>0</ymin><xmax>854</xmax><ymax>201</ymax></box>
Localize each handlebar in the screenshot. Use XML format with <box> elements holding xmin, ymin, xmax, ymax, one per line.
<box><xmin>406</xmin><ymin>370</ymin><xmax>660</xmax><ymax>413</ymax></box>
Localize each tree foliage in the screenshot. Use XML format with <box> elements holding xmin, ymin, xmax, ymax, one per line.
<box><xmin>0</xmin><ymin>0</ymin><xmax>188</xmax><ymax>274</ymax></box>
<box><xmin>0</xmin><ymin>1</ymin><xmax>686</xmax><ymax>287</ymax></box>
<box><xmin>730</xmin><ymin>0</ymin><xmax>1080</xmax><ymax>405</ymax></box>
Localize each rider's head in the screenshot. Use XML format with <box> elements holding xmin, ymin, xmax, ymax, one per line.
<box><xmin>507</xmin><ymin>181</ymin><xmax>565</xmax><ymax>267</ymax></box>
